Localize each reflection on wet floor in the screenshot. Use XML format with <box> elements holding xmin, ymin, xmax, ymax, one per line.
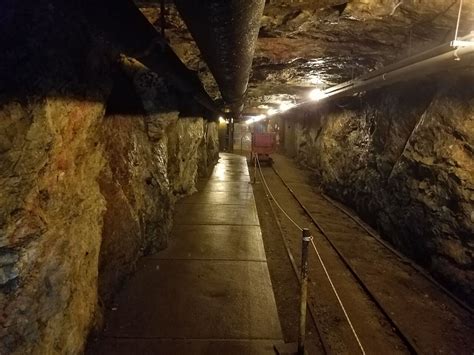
<box><xmin>88</xmin><ymin>153</ymin><xmax>283</xmax><ymax>354</ymax></box>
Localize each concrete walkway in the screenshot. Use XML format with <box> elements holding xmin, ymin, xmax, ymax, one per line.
<box><xmin>89</xmin><ymin>153</ymin><xmax>283</xmax><ymax>354</ymax></box>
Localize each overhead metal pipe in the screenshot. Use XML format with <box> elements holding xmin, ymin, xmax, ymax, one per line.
<box><xmin>326</xmin><ymin>33</ymin><xmax>474</xmax><ymax>95</ymax></box>
<box><xmin>174</xmin><ymin>0</ymin><xmax>265</xmax><ymax>118</ymax></box>
<box><xmin>326</xmin><ymin>45</ymin><xmax>474</xmax><ymax>101</ymax></box>
<box><xmin>291</xmin><ymin>35</ymin><xmax>474</xmax><ymax>114</ymax></box>
<box><xmin>246</xmin><ymin>35</ymin><xmax>474</xmax><ymax>125</ymax></box>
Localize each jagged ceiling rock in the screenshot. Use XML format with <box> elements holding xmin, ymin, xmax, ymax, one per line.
<box><xmin>137</xmin><ymin>4</ymin><xmax>221</xmax><ymax>102</ymax></box>
<box><xmin>137</xmin><ymin>0</ymin><xmax>473</xmax><ymax>115</ymax></box>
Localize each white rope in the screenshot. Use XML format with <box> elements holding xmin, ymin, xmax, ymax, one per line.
<box><xmin>255</xmin><ymin>155</ymin><xmax>366</xmax><ymax>355</ymax></box>
<box><xmin>256</xmin><ymin>156</ymin><xmax>302</xmax><ymax>231</ymax></box>
<box><xmin>454</xmin><ymin>0</ymin><xmax>463</xmax><ymax>42</ymax></box>
<box><xmin>390</xmin><ymin>0</ymin><xmax>403</xmax><ymax>16</ymax></box>
<box><xmin>309</xmin><ymin>238</ymin><xmax>366</xmax><ymax>355</ymax></box>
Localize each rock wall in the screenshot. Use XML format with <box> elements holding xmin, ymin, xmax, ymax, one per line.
<box><xmin>97</xmin><ymin>110</ymin><xmax>218</xmax><ymax>306</ymax></box>
<box><xmin>283</xmin><ymin>72</ymin><xmax>474</xmax><ymax>305</ymax></box>
<box><xmin>0</xmin><ymin>99</ymin><xmax>218</xmax><ymax>355</ymax></box>
<box><xmin>0</xmin><ymin>98</ymin><xmax>108</xmax><ymax>354</ymax></box>
<box><xmin>0</xmin><ymin>92</ymin><xmax>218</xmax><ymax>355</ymax></box>
<box><xmin>0</xmin><ymin>2</ymin><xmax>219</xmax><ymax>353</ymax></box>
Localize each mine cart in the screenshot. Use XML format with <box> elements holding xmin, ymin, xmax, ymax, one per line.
<box><xmin>251</xmin><ymin>132</ymin><xmax>276</xmax><ymax>164</ymax></box>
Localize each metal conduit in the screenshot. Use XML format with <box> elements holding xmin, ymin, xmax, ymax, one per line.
<box><xmin>329</xmin><ymin>44</ymin><xmax>473</xmax><ymax>99</ymax></box>
<box><xmin>175</xmin><ymin>0</ymin><xmax>265</xmax><ymax>119</ymax></box>
<box><xmin>295</xmin><ymin>34</ymin><xmax>474</xmax><ymax>112</ymax></box>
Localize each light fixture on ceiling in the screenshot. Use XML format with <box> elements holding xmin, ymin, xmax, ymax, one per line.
<box><xmin>245</xmin><ymin>114</ymin><xmax>266</xmax><ymax>125</ymax></box>
<box><xmin>308</xmin><ymin>88</ymin><xmax>327</xmax><ymax>101</ymax></box>
<box><xmin>278</xmin><ymin>102</ymin><xmax>296</xmax><ymax>112</ymax></box>
<box><xmin>267</xmin><ymin>108</ymin><xmax>278</xmax><ymax>116</ymax></box>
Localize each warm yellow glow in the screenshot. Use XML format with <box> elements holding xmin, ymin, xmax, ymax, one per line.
<box><xmin>245</xmin><ymin>114</ymin><xmax>266</xmax><ymax>125</ymax></box>
<box><xmin>278</xmin><ymin>102</ymin><xmax>296</xmax><ymax>112</ymax></box>
<box><xmin>211</xmin><ymin>162</ymin><xmax>227</xmax><ymax>180</ymax></box>
<box><xmin>267</xmin><ymin>108</ymin><xmax>278</xmax><ymax>116</ymax></box>
<box><xmin>218</xmin><ymin>116</ymin><xmax>226</xmax><ymax>124</ymax></box>
<box><xmin>308</xmin><ymin>76</ymin><xmax>324</xmax><ymax>85</ymax></box>
<box><xmin>309</xmin><ymin>88</ymin><xmax>327</xmax><ymax>101</ymax></box>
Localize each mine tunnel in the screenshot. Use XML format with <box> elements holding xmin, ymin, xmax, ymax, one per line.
<box><xmin>1</xmin><ymin>0</ymin><xmax>474</xmax><ymax>354</ymax></box>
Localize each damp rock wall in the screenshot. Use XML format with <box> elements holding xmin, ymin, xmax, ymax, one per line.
<box><xmin>0</xmin><ymin>97</ymin><xmax>218</xmax><ymax>355</ymax></box>
<box><xmin>0</xmin><ymin>87</ymin><xmax>219</xmax><ymax>355</ymax></box>
<box><xmin>0</xmin><ymin>2</ymin><xmax>219</xmax><ymax>354</ymax></box>
<box><xmin>0</xmin><ymin>98</ymin><xmax>108</xmax><ymax>354</ymax></box>
<box><xmin>97</xmin><ymin>110</ymin><xmax>219</xmax><ymax>306</ymax></box>
<box><xmin>283</xmin><ymin>73</ymin><xmax>474</xmax><ymax>305</ymax></box>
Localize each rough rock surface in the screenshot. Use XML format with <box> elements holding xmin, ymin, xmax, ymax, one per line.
<box><xmin>0</xmin><ymin>97</ymin><xmax>108</xmax><ymax>354</ymax></box>
<box><xmin>137</xmin><ymin>0</ymin><xmax>474</xmax><ymax>112</ymax></box>
<box><xmin>97</xmin><ymin>104</ymin><xmax>218</xmax><ymax>306</ymax></box>
<box><xmin>283</xmin><ymin>72</ymin><xmax>474</xmax><ymax>304</ymax></box>
<box><xmin>0</xmin><ymin>97</ymin><xmax>218</xmax><ymax>355</ymax></box>
<box><xmin>0</xmin><ymin>2</ymin><xmax>218</xmax><ymax>354</ymax></box>
<box><xmin>249</xmin><ymin>0</ymin><xmax>474</xmax><ymax>110</ymax></box>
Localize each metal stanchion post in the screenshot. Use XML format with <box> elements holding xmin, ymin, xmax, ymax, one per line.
<box><xmin>226</xmin><ymin>119</ymin><xmax>234</xmax><ymax>152</ymax></box>
<box><xmin>298</xmin><ymin>228</ymin><xmax>311</xmax><ymax>355</ymax></box>
<box><xmin>253</xmin><ymin>153</ymin><xmax>257</xmax><ymax>184</ymax></box>
<box><xmin>274</xmin><ymin>228</ymin><xmax>312</xmax><ymax>355</ymax></box>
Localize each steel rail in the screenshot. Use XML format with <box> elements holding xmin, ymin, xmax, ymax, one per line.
<box><xmin>256</xmin><ymin>157</ymin><xmax>369</xmax><ymax>354</ymax></box>
<box><xmin>255</xmin><ymin>161</ymin><xmax>330</xmax><ymax>354</ymax></box>
<box><xmin>270</xmin><ymin>165</ymin><xmax>420</xmax><ymax>354</ymax></box>
<box><xmin>319</xmin><ymin>192</ymin><xmax>474</xmax><ymax>315</ymax></box>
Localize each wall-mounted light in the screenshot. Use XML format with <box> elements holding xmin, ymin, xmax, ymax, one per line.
<box><xmin>308</xmin><ymin>88</ymin><xmax>327</xmax><ymax>101</ymax></box>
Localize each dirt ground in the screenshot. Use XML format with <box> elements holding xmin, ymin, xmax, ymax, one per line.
<box><xmin>250</xmin><ymin>154</ymin><xmax>474</xmax><ymax>355</ymax></box>
<box><xmin>253</xmin><ymin>178</ymin><xmax>324</xmax><ymax>354</ymax></box>
<box><xmin>252</xmin><ymin>171</ymin><xmax>404</xmax><ymax>354</ymax></box>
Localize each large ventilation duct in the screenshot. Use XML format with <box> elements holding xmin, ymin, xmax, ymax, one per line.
<box><xmin>174</xmin><ymin>0</ymin><xmax>265</xmax><ymax>118</ymax></box>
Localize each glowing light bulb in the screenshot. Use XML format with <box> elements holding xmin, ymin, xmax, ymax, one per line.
<box><xmin>278</xmin><ymin>102</ymin><xmax>296</xmax><ymax>112</ymax></box>
<box><xmin>267</xmin><ymin>108</ymin><xmax>278</xmax><ymax>116</ymax></box>
<box><xmin>218</xmin><ymin>116</ymin><xmax>226</xmax><ymax>124</ymax></box>
<box><xmin>245</xmin><ymin>114</ymin><xmax>266</xmax><ymax>125</ymax></box>
<box><xmin>309</xmin><ymin>88</ymin><xmax>327</xmax><ymax>101</ymax></box>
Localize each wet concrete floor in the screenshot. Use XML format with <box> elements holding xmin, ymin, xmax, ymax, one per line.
<box><xmin>88</xmin><ymin>153</ymin><xmax>283</xmax><ymax>354</ymax></box>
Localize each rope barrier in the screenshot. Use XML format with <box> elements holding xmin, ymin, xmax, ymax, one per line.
<box><xmin>255</xmin><ymin>155</ymin><xmax>366</xmax><ymax>355</ymax></box>
<box><xmin>453</xmin><ymin>0</ymin><xmax>463</xmax><ymax>42</ymax></box>
<box><xmin>255</xmin><ymin>155</ymin><xmax>302</xmax><ymax>232</ymax></box>
<box><xmin>309</xmin><ymin>237</ymin><xmax>366</xmax><ymax>355</ymax></box>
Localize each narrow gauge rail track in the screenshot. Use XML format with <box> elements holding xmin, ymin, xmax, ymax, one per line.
<box><xmin>254</xmin><ymin>155</ymin><xmax>474</xmax><ymax>355</ymax></box>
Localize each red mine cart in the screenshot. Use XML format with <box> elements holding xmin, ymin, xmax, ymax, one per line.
<box><xmin>251</xmin><ymin>132</ymin><xmax>276</xmax><ymax>164</ymax></box>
